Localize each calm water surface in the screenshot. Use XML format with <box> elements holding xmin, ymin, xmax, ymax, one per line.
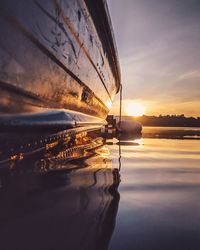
<box><xmin>0</xmin><ymin>127</ymin><xmax>200</xmax><ymax>250</ymax></box>
<box><xmin>109</xmin><ymin>137</ymin><xmax>200</xmax><ymax>250</ymax></box>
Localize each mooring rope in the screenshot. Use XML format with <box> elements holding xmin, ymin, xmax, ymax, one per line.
<box><xmin>118</xmin><ymin>84</ymin><xmax>122</xmax><ymax>171</ymax></box>
<box><xmin>119</xmin><ymin>84</ymin><xmax>123</xmax><ymax>129</ymax></box>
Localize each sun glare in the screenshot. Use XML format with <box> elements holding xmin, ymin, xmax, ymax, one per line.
<box><xmin>125</xmin><ymin>102</ymin><xmax>145</xmax><ymax>117</ymax></box>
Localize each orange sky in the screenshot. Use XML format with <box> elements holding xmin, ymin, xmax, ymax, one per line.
<box><xmin>108</xmin><ymin>0</ymin><xmax>200</xmax><ymax>117</ymax></box>
<box><xmin>110</xmin><ymin>98</ymin><xmax>200</xmax><ymax>117</ymax></box>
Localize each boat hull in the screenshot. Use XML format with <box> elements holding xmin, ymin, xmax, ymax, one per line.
<box><xmin>0</xmin><ymin>0</ymin><xmax>120</xmax><ymax>127</ymax></box>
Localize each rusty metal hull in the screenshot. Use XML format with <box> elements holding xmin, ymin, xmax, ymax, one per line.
<box><xmin>0</xmin><ymin>0</ymin><xmax>120</xmax><ymax>128</ymax></box>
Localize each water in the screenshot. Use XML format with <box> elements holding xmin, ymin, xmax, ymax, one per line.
<box><xmin>0</xmin><ymin>127</ymin><xmax>200</xmax><ymax>250</ymax></box>
<box><xmin>109</xmin><ymin>137</ymin><xmax>200</xmax><ymax>250</ymax></box>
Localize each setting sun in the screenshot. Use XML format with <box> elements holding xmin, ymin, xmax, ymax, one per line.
<box><xmin>125</xmin><ymin>102</ymin><xmax>145</xmax><ymax>117</ymax></box>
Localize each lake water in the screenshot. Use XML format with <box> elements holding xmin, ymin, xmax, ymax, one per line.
<box><xmin>0</xmin><ymin>127</ymin><xmax>200</xmax><ymax>250</ymax></box>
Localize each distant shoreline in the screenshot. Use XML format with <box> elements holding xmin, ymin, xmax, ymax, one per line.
<box><xmin>142</xmin><ymin>125</ymin><xmax>200</xmax><ymax>128</ymax></box>
<box><xmin>112</xmin><ymin>115</ymin><xmax>200</xmax><ymax>128</ymax></box>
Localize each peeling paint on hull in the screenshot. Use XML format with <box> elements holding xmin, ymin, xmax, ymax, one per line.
<box><xmin>0</xmin><ymin>0</ymin><xmax>120</xmax><ymax>128</ymax></box>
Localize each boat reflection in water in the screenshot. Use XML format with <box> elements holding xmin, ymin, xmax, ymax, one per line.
<box><xmin>0</xmin><ymin>145</ymin><xmax>120</xmax><ymax>250</ymax></box>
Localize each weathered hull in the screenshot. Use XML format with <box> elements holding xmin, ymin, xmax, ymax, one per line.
<box><xmin>0</xmin><ymin>0</ymin><xmax>120</xmax><ymax>128</ymax></box>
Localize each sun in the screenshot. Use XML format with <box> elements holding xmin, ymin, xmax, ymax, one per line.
<box><xmin>125</xmin><ymin>102</ymin><xmax>145</xmax><ymax>117</ymax></box>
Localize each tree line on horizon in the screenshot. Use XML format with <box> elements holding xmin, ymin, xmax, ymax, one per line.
<box><xmin>134</xmin><ymin>114</ymin><xmax>200</xmax><ymax>127</ymax></box>
<box><xmin>112</xmin><ymin>114</ymin><xmax>200</xmax><ymax>127</ymax></box>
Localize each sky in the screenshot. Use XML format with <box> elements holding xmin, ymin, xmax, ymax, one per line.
<box><xmin>108</xmin><ymin>0</ymin><xmax>200</xmax><ymax>117</ymax></box>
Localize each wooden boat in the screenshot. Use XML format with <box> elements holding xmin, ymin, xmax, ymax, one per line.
<box><xmin>0</xmin><ymin>0</ymin><xmax>121</xmax><ymax>130</ymax></box>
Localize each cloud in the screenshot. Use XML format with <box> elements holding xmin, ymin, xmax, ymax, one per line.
<box><xmin>108</xmin><ymin>0</ymin><xmax>200</xmax><ymax>116</ymax></box>
<box><xmin>177</xmin><ymin>70</ymin><xmax>200</xmax><ymax>81</ymax></box>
